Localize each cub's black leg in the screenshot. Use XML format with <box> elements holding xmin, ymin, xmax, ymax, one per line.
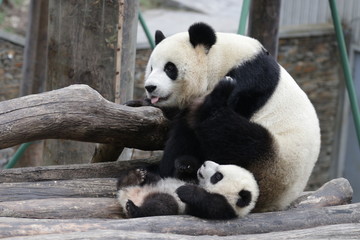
<box><xmin>117</xmin><ymin>168</ymin><xmax>161</xmax><ymax>190</ymax></box>
<box><xmin>126</xmin><ymin>193</ymin><xmax>179</xmax><ymax>218</ymax></box>
<box><xmin>176</xmin><ymin>185</ymin><xmax>237</xmax><ymax>219</ymax></box>
<box><xmin>160</xmin><ymin>115</ymin><xmax>205</xmax><ymax>179</ymax></box>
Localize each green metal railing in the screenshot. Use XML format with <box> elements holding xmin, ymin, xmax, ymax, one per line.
<box><xmin>329</xmin><ymin>0</ymin><xmax>360</xmax><ymax>146</ymax></box>
<box><xmin>237</xmin><ymin>0</ymin><xmax>251</xmax><ymax>35</ymax></box>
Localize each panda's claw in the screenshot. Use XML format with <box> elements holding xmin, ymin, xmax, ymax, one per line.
<box><xmin>125</xmin><ymin>200</ymin><xmax>138</xmax><ymax>217</ymax></box>
<box><xmin>135</xmin><ymin>168</ymin><xmax>147</xmax><ymax>184</ymax></box>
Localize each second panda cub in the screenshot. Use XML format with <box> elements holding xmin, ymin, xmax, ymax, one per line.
<box><xmin>117</xmin><ymin>161</ymin><xmax>259</xmax><ymax>220</ymax></box>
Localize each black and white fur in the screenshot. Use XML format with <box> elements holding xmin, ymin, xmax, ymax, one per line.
<box><xmin>128</xmin><ymin>22</ymin><xmax>320</xmax><ymax>212</ymax></box>
<box><xmin>117</xmin><ymin>161</ymin><xmax>259</xmax><ymax>219</ymax></box>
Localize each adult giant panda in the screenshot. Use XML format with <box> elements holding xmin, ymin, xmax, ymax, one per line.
<box><xmin>129</xmin><ymin>22</ymin><xmax>320</xmax><ymax>212</ymax></box>
<box><xmin>117</xmin><ymin>161</ymin><xmax>259</xmax><ymax>219</ymax></box>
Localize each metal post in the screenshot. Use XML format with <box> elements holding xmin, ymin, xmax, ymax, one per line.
<box><xmin>329</xmin><ymin>0</ymin><xmax>360</xmax><ymax>147</ymax></box>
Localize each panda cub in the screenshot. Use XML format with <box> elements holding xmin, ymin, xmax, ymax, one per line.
<box><xmin>117</xmin><ymin>161</ymin><xmax>259</xmax><ymax>220</ymax></box>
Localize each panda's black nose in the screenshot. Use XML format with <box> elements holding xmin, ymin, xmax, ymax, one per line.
<box><xmin>145</xmin><ymin>85</ymin><xmax>157</xmax><ymax>93</ymax></box>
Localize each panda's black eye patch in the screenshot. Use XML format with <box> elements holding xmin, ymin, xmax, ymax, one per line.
<box><xmin>164</xmin><ymin>62</ymin><xmax>178</xmax><ymax>80</ymax></box>
<box><xmin>210</xmin><ymin>171</ymin><xmax>223</xmax><ymax>184</ymax></box>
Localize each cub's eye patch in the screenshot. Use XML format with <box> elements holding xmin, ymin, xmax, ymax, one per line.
<box><xmin>210</xmin><ymin>171</ymin><xmax>223</xmax><ymax>184</ymax></box>
<box><xmin>164</xmin><ymin>62</ymin><xmax>178</xmax><ymax>80</ymax></box>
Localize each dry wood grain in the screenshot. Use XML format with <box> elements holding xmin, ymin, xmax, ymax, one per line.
<box><xmin>0</xmin><ymin>203</ymin><xmax>359</xmax><ymax>238</ymax></box>
<box><xmin>0</xmin><ymin>178</ymin><xmax>117</xmax><ymax>202</ymax></box>
<box><xmin>0</xmin><ymin>84</ymin><xmax>169</xmax><ymax>150</ymax></box>
<box><xmin>2</xmin><ymin>223</ymin><xmax>360</xmax><ymax>240</ymax></box>
<box><xmin>0</xmin><ymin>198</ymin><xmax>123</xmax><ymax>219</ymax></box>
<box><xmin>0</xmin><ymin>158</ymin><xmax>159</xmax><ymax>183</ymax></box>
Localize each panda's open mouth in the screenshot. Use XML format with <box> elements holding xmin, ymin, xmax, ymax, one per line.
<box><xmin>150</xmin><ymin>94</ymin><xmax>171</xmax><ymax>104</ymax></box>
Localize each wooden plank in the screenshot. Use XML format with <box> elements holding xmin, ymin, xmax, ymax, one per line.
<box><xmin>0</xmin><ymin>178</ymin><xmax>117</xmax><ymax>202</ymax></box>
<box><xmin>2</xmin><ymin>224</ymin><xmax>360</xmax><ymax>240</ymax></box>
<box><xmin>0</xmin><ymin>85</ymin><xmax>168</xmax><ymax>151</ymax></box>
<box><xmin>0</xmin><ymin>158</ymin><xmax>159</xmax><ymax>183</ymax></box>
<box><xmin>0</xmin><ymin>198</ymin><xmax>123</xmax><ymax>219</ymax></box>
<box><xmin>248</xmin><ymin>0</ymin><xmax>281</xmax><ymax>58</ymax></box>
<box><xmin>0</xmin><ymin>203</ymin><xmax>359</xmax><ymax>237</ymax></box>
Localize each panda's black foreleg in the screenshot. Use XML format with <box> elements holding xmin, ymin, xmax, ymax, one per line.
<box><xmin>194</xmin><ymin>108</ymin><xmax>274</xmax><ymax>168</ymax></box>
<box><xmin>176</xmin><ymin>185</ymin><xmax>237</xmax><ymax>219</ymax></box>
<box><xmin>189</xmin><ymin>78</ymin><xmax>274</xmax><ymax>167</ymax></box>
<box><xmin>160</xmin><ymin>116</ymin><xmax>204</xmax><ymax>180</ymax></box>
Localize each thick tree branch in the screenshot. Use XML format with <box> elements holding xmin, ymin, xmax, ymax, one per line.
<box><xmin>0</xmin><ymin>84</ymin><xmax>169</xmax><ymax>150</ymax></box>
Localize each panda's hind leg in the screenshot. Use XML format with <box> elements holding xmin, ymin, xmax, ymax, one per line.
<box><xmin>126</xmin><ymin>193</ymin><xmax>179</xmax><ymax>218</ymax></box>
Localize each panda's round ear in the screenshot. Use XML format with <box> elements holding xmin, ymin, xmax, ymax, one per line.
<box><xmin>155</xmin><ymin>30</ymin><xmax>166</xmax><ymax>45</ymax></box>
<box><xmin>236</xmin><ymin>190</ymin><xmax>252</xmax><ymax>207</ymax></box>
<box><xmin>188</xmin><ymin>22</ymin><xmax>217</xmax><ymax>51</ymax></box>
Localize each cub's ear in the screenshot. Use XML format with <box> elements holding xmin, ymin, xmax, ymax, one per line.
<box><xmin>155</xmin><ymin>30</ymin><xmax>166</xmax><ymax>45</ymax></box>
<box><xmin>188</xmin><ymin>22</ymin><xmax>216</xmax><ymax>51</ymax></box>
<box><xmin>236</xmin><ymin>190</ymin><xmax>252</xmax><ymax>207</ymax></box>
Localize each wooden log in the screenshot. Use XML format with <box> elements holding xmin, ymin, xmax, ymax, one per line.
<box><xmin>0</xmin><ymin>84</ymin><xmax>169</xmax><ymax>150</ymax></box>
<box><xmin>0</xmin><ymin>203</ymin><xmax>359</xmax><ymax>237</ymax></box>
<box><xmin>0</xmin><ymin>158</ymin><xmax>159</xmax><ymax>183</ymax></box>
<box><xmin>0</xmin><ymin>178</ymin><xmax>117</xmax><ymax>202</ymax></box>
<box><xmin>2</xmin><ymin>223</ymin><xmax>360</xmax><ymax>240</ymax></box>
<box><xmin>248</xmin><ymin>0</ymin><xmax>281</xmax><ymax>59</ymax></box>
<box><xmin>0</xmin><ymin>198</ymin><xmax>123</xmax><ymax>219</ymax></box>
<box><xmin>289</xmin><ymin>178</ymin><xmax>353</xmax><ymax>209</ymax></box>
<box><xmin>0</xmin><ymin>176</ymin><xmax>351</xmax><ymax>221</ymax></box>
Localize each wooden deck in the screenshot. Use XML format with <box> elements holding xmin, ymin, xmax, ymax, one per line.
<box><xmin>0</xmin><ymin>159</ymin><xmax>359</xmax><ymax>239</ymax></box>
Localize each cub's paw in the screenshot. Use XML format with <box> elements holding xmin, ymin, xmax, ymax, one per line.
<box><xmin>174</xmin><ymin>156</ymin><xmax>201</xmax><ymax>183</ymax></box>
<box><xmin>191</xmin><ymin>76</ymin><xmax>236</xmax><ymax>125</ymax></box>
<box><xmin>125</xmin><ymin>200</ymin><xmax>139</xmax><ymax>218</ymax></box>
<box><xmin>209</xmin><ymin>76</ymin><xmax>236</xmax><ymax>105</ymax></box>
<box><xmin>176</xmin><ymin>185</ymin><xmax>203</xmax><ymax>203</ymax></box>
<box><xmin>116</xmin><ymin>168</ymin><xmax>147</xmax><ymax>189</ymax></box>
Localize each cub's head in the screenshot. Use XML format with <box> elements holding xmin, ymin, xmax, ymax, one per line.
<box><xmin>197</xmin><ymin>161</ymin><xmax>259</xmax><ymax>217</ymax></box>
<box><xmin>144</xmin><ymin>22</ymin><xmax>217</xmax><ymax>109</ymax></box>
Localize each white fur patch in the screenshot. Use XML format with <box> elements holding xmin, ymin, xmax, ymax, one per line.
<box><xmin>117</xmin><ymin>178</ymin><xmax>187</xmax><ymax>215</ymax></box>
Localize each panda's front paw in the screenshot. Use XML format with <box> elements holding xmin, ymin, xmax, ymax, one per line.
<box><xmin>174</xmin><ymin>156</ymin><xmax>201</xmax><ymax>182</ymax></box>
<box><xmin>176</xmin><ymin>185</ymin><xmax>205</xmax><ymax>203</ymax></box>
<box><xmin>211</xmin><ymin>77</ymin><xmax>237</xmax><ymax>103</ymax></box>
<box><xmin>125</xmin><ymin>200</ymin><xmax>139</xmax><ymax>218</ymax></box>
<box><xmin>192</xmin><ymin>77</ymin><xmax>236</xmax><ymax>124</ymax></box>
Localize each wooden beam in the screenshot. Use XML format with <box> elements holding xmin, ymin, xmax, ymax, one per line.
<box><xmin>2</xmin><ymin>224</ymin><xmax>360</xmax><ymax>240</ymax></box>
<box><xmin>0</xmin><ymin>158</ymin><xmax>159</xmax><ymax>183</ymax></box>
<box><xmin>0</xmin><ymin>203</ymin><xmax>359</xmax><ymax>237</ymax></box>
<box><xmin>0</xmin><ymin>85</ymin><xmax>168</xmax><ymax>151</ymax></box>
<box><xmin>0</xmin><ymin>178</ymin><xmax>118</xmax><ymax>202</ymax></box>
<box><xmin>248</xmin><ymin>0</ymin><xmax>281</xmax><ymax>59</ymax></box>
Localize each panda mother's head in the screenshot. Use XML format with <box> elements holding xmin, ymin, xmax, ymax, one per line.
<box><xmin>144</xmin><ymin>23</ymin><xmax>217</xmax><ymax>109</ymax></box>
<box><xmin>198</xmin><ymin>161</ymin><xmax>259</xmax><ymax>217</ymax></box>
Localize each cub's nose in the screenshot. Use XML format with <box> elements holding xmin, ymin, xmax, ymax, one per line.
<box><xmin>145</xmin><ymin>85</ymin><xmax>157</xmax><ymax>93</ymax></box>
